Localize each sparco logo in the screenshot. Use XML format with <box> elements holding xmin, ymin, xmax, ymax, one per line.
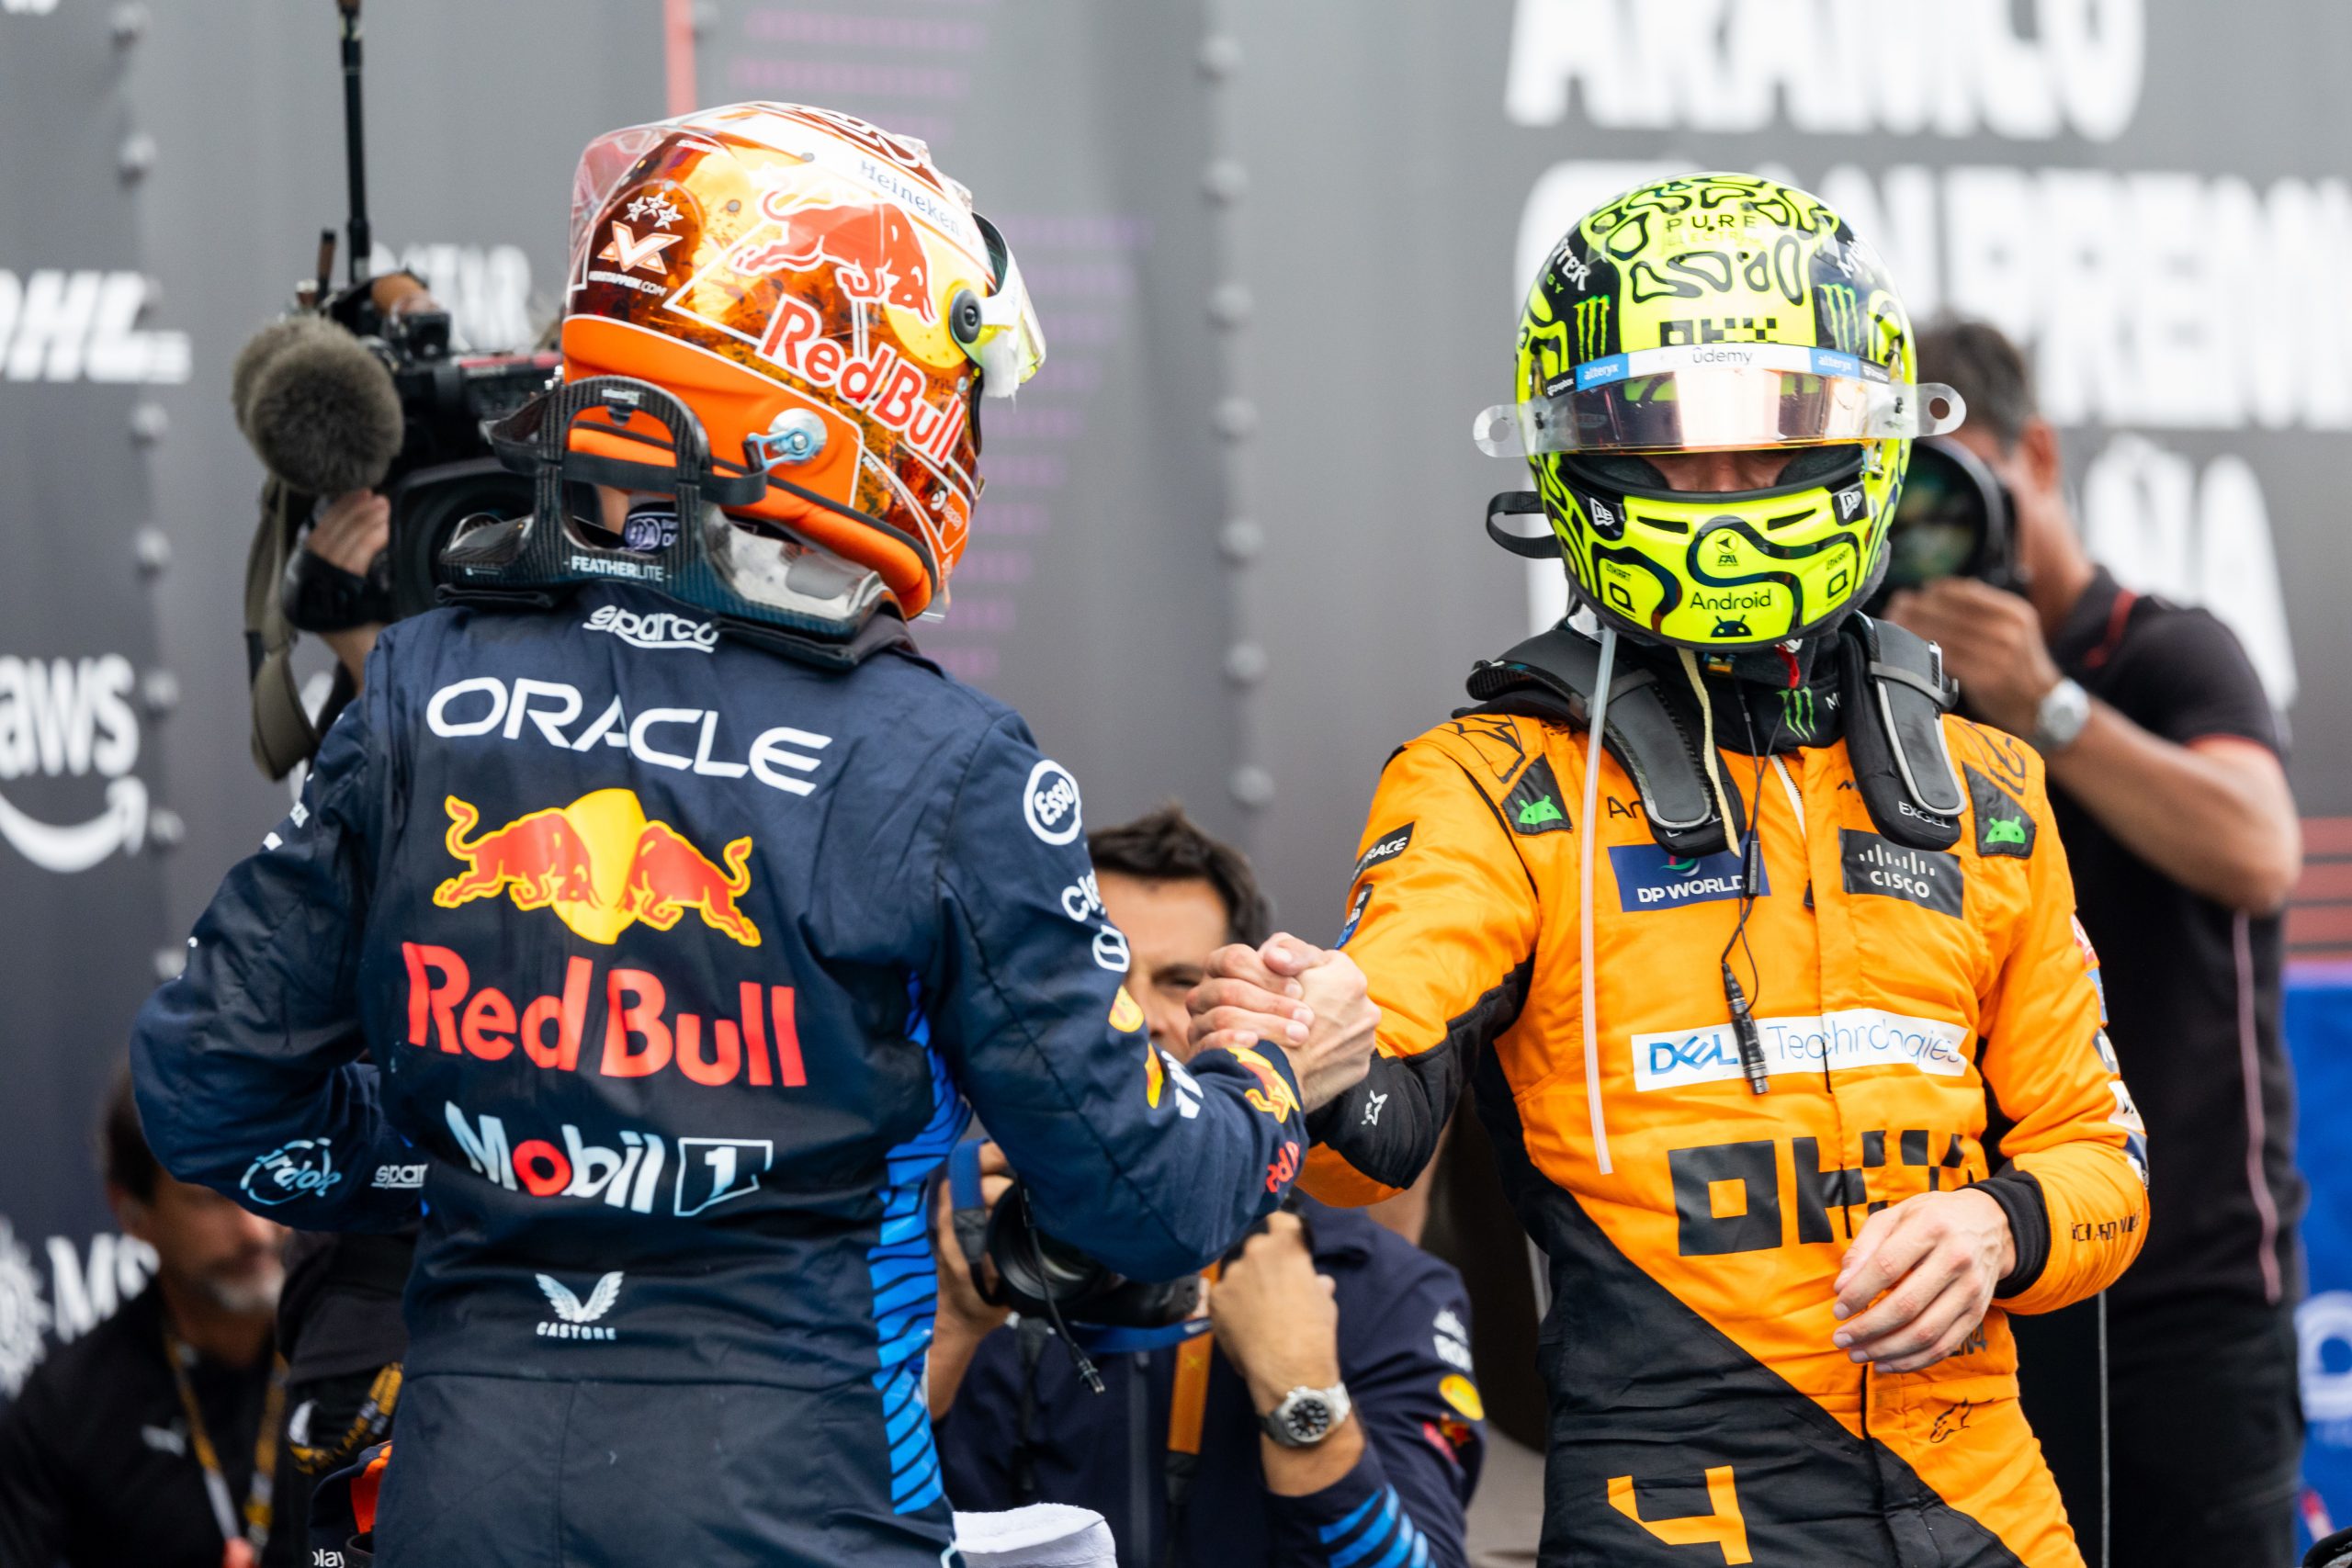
<box><xmin>0</xmin><ymin>272</ymin><xmax>187</xmax><ymax>384</ymax></box>
<box><xmin>0</xmin><ymin>654</ymin><xmax>151</xmax><ymax>873</ymax></box>
<box><xmin>584</xmin><ymin>604</ymin><xmax>718</xmax><ymax>652</ymax></box>
<box><xmin>1023</xmin><ymin>759</ymin><xmax>1082</xmax><ymax>845</ymax></box>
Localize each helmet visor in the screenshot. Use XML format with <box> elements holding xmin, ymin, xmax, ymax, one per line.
<box><xmin>1474</xmin><ymin>344</ymin><xmax>1964</xmax><ymax>457</ymax></box>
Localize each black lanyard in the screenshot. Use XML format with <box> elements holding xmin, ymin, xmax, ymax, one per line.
<box><xmin>163</xmin><ymin>1326</ymin><xmax>287</xmax><ymax>1552</ymax></box>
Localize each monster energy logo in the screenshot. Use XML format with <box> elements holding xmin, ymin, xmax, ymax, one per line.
<box><xmin>1576</xmin><ymin>296</ymin><xmax>1611</xmax><ymax>361</ymax></box>
<box><xmin>1818</xmin><ymin>284</ymin><xmax>1863</xmax><ymax>356</ymax></box>
<box><xmin>1780</xmin><ymin>685</ymin><xmax>1819</xmax><ymax>740</ymax></box>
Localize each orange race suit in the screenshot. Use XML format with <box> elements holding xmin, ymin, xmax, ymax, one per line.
<box><xmin>1306</xmin><ymin>646</ymin><xmax>2148</xmax><ymax>1567</ymax></box>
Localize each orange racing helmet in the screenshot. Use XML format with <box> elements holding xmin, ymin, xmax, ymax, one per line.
<box><xmin>560</xmin><ymin>103</ymin><xmax>1045</xmax><ymax>617</ymax></box>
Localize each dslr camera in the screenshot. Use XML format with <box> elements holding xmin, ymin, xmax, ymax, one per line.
<box><xmin>1867</xmin><ymin>434</ymin><xmax>2022</xmax><ymax>608</ymax></box>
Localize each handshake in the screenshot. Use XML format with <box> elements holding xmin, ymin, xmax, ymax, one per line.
<box><xmin>1187</xmin><ymin>933</ymin><xmax>1383</xmax><ymax>1114</ymax></box>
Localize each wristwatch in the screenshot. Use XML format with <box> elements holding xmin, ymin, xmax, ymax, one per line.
<box><xmin>2030</xmin><ymin>677</ymin><xmax>2091</xmax><ymax>753</ymax></box>
<box><xmin>1261</xmin><ymin>1382</ymin><xmax>1352</xmax><ymax>1448</ymax></box>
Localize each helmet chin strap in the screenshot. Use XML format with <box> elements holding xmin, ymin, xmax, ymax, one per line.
<box><xmin>1580</xmin><ymin>625</ymin><xmax>1619</xmax><ymax>1176</ymax></box>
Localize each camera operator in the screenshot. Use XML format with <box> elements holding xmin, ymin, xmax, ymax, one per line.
<box><xmin>0</xmin><ymin>1069</ymin><xmax>287</xmax><ymax>1568</ymax></box>
<box><xmin>932</xmin><ymin>808</ymin><xmax>1484</xmax><ymax>1568</ymax></box>
<box><xmin>1887</xmin><ymin>320</ymin><xmax>2305</xmax><ymax>1567</ymax></box>
<box><xmin>301</xmin><ymin>489</ymin><xmax>390</xmax><ymax>683</ymax></box>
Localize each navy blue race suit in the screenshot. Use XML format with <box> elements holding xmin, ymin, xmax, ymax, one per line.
<box><xmin>131</xmin><ymin>584</ymin><xmax>1307</xmax><ymax>1568</ymax></box>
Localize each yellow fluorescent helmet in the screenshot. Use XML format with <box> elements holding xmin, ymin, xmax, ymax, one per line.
<box><xmin>1476</xmin><ymin>173</ymin><xmax>1965</xmax><ymax>651</ymax></box>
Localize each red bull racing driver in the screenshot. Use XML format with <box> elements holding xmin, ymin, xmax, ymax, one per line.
<box><xmin>130</xmin><ymin>103</ymin><xmax>1375</xmax><ymax>1568</ymax></box>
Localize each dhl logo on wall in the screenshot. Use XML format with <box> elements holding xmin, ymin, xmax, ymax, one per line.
<box><xmin>434</xmin><ymin>791</ymin><xmax>759</xmax><ymax>948</ymax></box>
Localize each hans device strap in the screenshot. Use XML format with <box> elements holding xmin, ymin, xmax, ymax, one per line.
<box><xmin>1466</xmin><ymin>625</ymin><xmax>1746</xmax><ymax>857</ymax></box>
<box><xmin>1464</xmin><ymin>615</ymin><xmax>1960</xmax><ymax>856</ymax></box>
<box><xmin>1838</xmin><ymin>613</ymin><xmax>1964</xmax><ymax>849</ymax></box>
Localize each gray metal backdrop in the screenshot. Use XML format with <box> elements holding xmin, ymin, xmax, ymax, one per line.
<box><xmin>2</xmin><ymin>0</ymin><xmax>2346</xmax><ymax>1417</ymax></box>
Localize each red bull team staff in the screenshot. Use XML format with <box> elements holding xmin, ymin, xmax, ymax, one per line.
<box><xmin>130</xmin><ymin>102</ymin><xmax>1375</xmax><ymax>1568</ymax></box>
<box><xmin>1192</xmin><ymin>175</ymin><xmax>2150</xmax><ymax>1565</ymax></box>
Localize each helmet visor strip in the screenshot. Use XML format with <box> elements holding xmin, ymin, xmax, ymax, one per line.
<box><xmin>1475</xmin><ymin>344</ymin><xmax>1964</xmax><ymax>457</ymax></box>
<box><xmin>967</xmin><ymin>213</ymin><xmax>1046</xmax><ymax>398</ymax></box>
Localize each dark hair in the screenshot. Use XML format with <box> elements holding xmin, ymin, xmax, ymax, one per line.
<box><xmin>1088</xmin><ymin>804</ymin><xmax>1272</xmax><ymax>947</ymax></box>
<box><xmin>102</xmin><ymin>1062</ymin><xmax>161</xmax><ymax>1202</ymax></box>
<box><xmin>1916</xmin><ymin>317</ymin><xmax>2036</xmax><ymax>453</ymax></box>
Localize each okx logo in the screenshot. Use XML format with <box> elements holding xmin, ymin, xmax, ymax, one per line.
<box><xmin>435</xmin><ymin>790</ymin><xmax>759</xmax><ymax>946</ymax></box>
<box><xmin>536</xmin><ymin>1271</ymin><xmax>623</xmax><ymax>1340</ymax></box>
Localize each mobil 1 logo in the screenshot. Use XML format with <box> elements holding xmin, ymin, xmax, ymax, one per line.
<box><xmin>1839</xmin><ymin>829</ymin><xmax>1963</xmax><ymax>918</ymax></box>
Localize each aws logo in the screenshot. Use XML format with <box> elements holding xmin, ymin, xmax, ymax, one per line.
<box><xmin>0</xmin><ymin>653</ymin><xmax>151</xmax><ymax>874</ymax></box>
<box><xmin>434</xmin><ymin>791</ymin><xmax>758</xmax><ymax>947</ymax></box>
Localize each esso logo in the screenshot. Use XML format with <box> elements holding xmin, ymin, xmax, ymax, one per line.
<box><xmin>1023</xmin><ymin>760</ymin><xmax>1082</xmax><ymax>845</ymax></box>
<box><xmin>240</xmin><ymin>1140</ymin><xmax>339</xmax><ymax>1207</ymax></box>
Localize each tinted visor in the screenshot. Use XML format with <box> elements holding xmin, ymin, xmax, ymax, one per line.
<box><xmin>1475</xmin><ymin>344</ymin><xmax>1964</xmax><ymax>457</ymax></box>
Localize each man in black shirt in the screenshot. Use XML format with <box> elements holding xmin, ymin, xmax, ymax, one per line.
<box><xmin>0</xmin><ymin>1071</ymin><xmax>287</xmax><ymax>1568</ymax></box>
<box><xmin>1890</xmin><ymin>320</ymin><xmax>2307</xmax><ymax>1567</ymax></box>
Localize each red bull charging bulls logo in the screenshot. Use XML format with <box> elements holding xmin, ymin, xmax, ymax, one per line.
<box><xmin>737</xmin><ymin>189</ymin><xmax>938</xmax><ymax>323</ymax></box>
<box><xmin>435</xmin><ymin>791</ymin><xmax>760</xmax><ymax>948</ymax></box>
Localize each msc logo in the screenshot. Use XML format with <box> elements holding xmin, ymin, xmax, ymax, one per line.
<box><xmin>536</xmin><ymin>1271</ymin><xmax>623</xmax><ymax>1341</ymax></box>
<box><xmin>241</xmin><ymin>1140</ymin><xmax>339</xmax><ymax>1208</ymax></box>
<box><xmin>435</xmin><ymin>792</ymin><xmax>758</xmax><ymax>947</ymax></box>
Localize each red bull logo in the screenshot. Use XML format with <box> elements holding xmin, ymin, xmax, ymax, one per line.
<box><xmin>402</xmin><ymin>942</ymin><xmax>807</xmax><ymax>1090</ymax></box>
<box><xmin>434</xmin><ymin>791</ymin><xmax>760</xmax><ymax>948</ymax></box>
<box><xmin>1224</xmin><ymin>1045</ymin><xmax>1300</xmax><ymax>1124</ymax></box>
<box><xmin>739</xmin><ymin>190</ymin><xmax>938</xmax><ymax>323</ymax></box>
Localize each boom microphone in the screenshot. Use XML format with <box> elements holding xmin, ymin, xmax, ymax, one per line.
<box><xmin>232</xmin><ymin>314</ymin><xmax>402</xmax><ymax>497</ymax></box>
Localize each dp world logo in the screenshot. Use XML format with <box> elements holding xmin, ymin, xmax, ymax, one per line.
<box><xmin>1023</xmin><ymin>760</ymin><xmax>1082</xmax><ymax>845</ymax></box>
<box><xmin>240</xmin><ymin>1139</ymin><xmax>340</xmax><ymax>1208</ymax></box>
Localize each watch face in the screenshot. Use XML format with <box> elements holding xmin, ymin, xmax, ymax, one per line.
<box><xmin>1281</xmin><ymin>1394</ymin><xmax>1333</xmax><ymax>1444</ymax></box>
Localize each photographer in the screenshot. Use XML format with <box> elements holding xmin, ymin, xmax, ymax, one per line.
<box><xmin>933</xmin><ymin>808</ymin><xmax>1483</xmax><ymax>1568</ymax></box>
<box><xmin>1887</xmin><ymin>320</ymin><xmax>2305</xmax><ymax>1566</ymax></box>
